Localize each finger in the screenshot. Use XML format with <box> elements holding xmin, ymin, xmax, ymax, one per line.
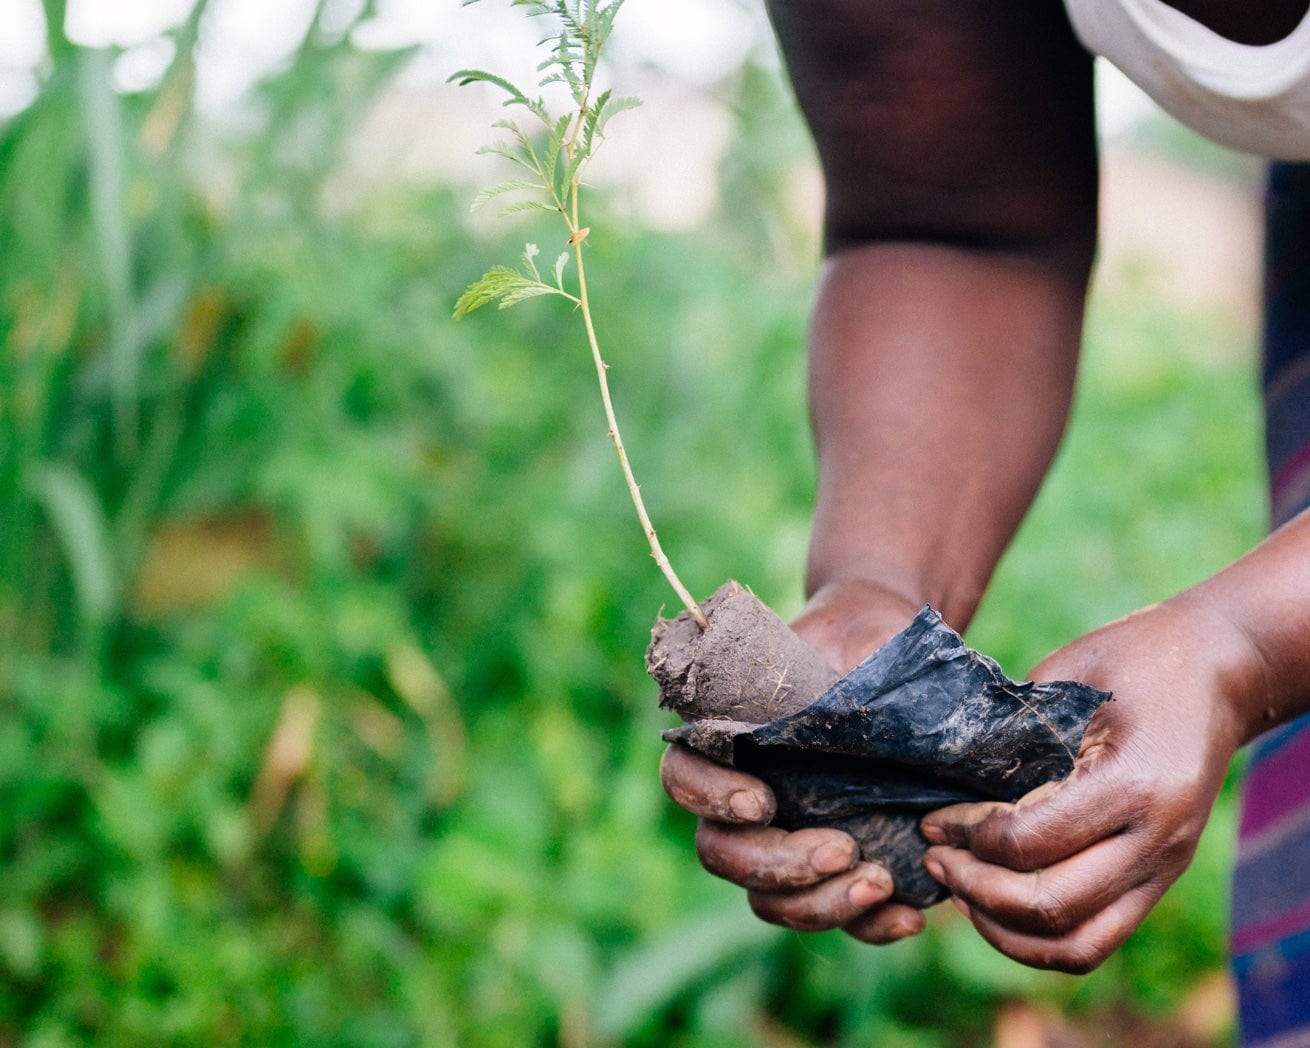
<box><xmin>842</xmin><ymin>903</ymin><xmax>927</xmax><ymax>945</ymax></box>
<box><xmin>921</xmin><ymin>764</ymin><xmax>1135</xmax><ymax>871</ymax></box>
<box><xmin>694</xmin><ymin>821</ymin><xmax>859</xmax><ymax>891</ymax></box>
<box><xmin>747</xmin><ymin>862</ymin><xmax>894</xmax><ymax>932</ymax></box>
<box><xmin>960</xmin><ymin>882</ymin><xmax>1165</xmax><ymax>975</ymax></box>
<box><xmin>924</xmin><ymin>832</ymin><xmax>1149</xmax><ymax>936</ymax></box>
<box><xmin>660</xmin><ymin>744</ymin><xmax>776</xmax><ymax>825</ymax></box>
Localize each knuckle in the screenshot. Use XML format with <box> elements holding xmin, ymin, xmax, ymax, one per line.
<box><xmin>659</xmin><ymin>747</ymin><xmax>698</xmax><ymax>807</ymax></box>
<box><xmin>1051</xmin><ymin>940</ymin><xmax>1109</xmax><ymax>975</ymax></box>
<box><xmin>693</xmin><ymin>821</ymin><xmax>731</xmax><ymax>877</ymax></box>
<box><xmin>1019</xmin><ymin>933</ymin><xmax>1109</xmax><ymax>975</ymax></box>
<box><xmin>1159</xmin><ymin>822</ymin><xmax>1201</xmax><ymax>869</ymax></box>
<box><xmin>1029</xmin><ymin>888</ymin><xmax>1076</xmax><ymax>934</ymax></box>
<box><xmin>982</xmin><ymin>816</ymin><xmax>1039</xmax><ymax>870</ymax></box>
<box><xmin>746</xmin><ymin>892</ymin><xmax>782</xmax><ymax>925</ymax></box>
<box><xmin>846</xmin><ymin>910</ymin><xmax>922</xmax><ymax>946</ymax></box>
<box><xmin>748</xmin><ymin>892</ymin><xmax>830</xmax><ymax>932</ymax></box>
<box><xmin>847</xmin><ymin>925</ymin><xmax>897</xmax><ymax>946</ymax></box>
<box><xmin>658</xmin><ymin>758</ymin><xmax>679</xmax><ymax>800</ymax></box>
<box><xmin>757</xmin><ymin>847</ymin><xmax>813</xmax><ymax>891</ymax></box>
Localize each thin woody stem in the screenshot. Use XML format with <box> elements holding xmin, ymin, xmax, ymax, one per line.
<box><xmin>568</xmin><ymin>184</ymin><xmax>706</xmax><ymax>627</ymax></box>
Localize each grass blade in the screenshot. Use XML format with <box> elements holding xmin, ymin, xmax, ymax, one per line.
<box><xmin>27</xmin><ymin>462</ymin><xmax>118</xmax><ymax>629</ymax></box>
<box><xmin>592</xmin><ymin>904</ymin><xmax>778</xmax><ymax>1039</ymax></box>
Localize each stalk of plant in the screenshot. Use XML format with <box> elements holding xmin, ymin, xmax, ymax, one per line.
<box><xmin>451</xmin><ymin>0</ymin><xmax>706</xmax><ymax>627</ymax></box>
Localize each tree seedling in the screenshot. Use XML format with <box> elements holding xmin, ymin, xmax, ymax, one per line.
<box><xmin>451</xmin><ymin>0</ymin><xmax>706</xmax><ymax>627</ymax></box>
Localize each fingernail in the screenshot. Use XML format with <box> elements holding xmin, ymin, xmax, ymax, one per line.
<box><xmin>924</xmin><ymin>857</ymin><xmax>945</xmax><ymax>883</ymax></box>
<box><xmin>952</xmin><ymin>897</ymin><xmax>971</xmax><ymax>919</ymax></box>
<box><xmin>921</xmin><ymin>824</ymin><xmax>946</xmax><ymax>845</ymax></box>
<box><xmin>848</xmin><ymin>879</ymin><xmax>885</xmax><ymax>908</ymax></box>
<box><xmin>728</xmin><ymin>790</ymin><xmax>763</xmax><ymax>822</ymax></box>
<box><xmin>811</xmin><ymin>841</ymin><xmax>855</xmax><ymax>875</ymax></box>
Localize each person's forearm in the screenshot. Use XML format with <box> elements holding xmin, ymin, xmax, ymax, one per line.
<box><xmin>1182</xmin><ymin>508</ymin><xmax>1310</xmax><ymax>743</ymax></box>
<box><xmin>762</xmin><ymin>0</ymin><xmax>1097</xmax><ymax>666</ymax></box>
<box><xmin>805</xmin><ymin>240</ymin><xmax>1091</xmax><ymax>643</ymax></box>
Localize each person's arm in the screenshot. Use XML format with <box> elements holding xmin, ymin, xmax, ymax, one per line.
<box><xmin>662</xmin><ymin>0</ymin><xmax>1098</xmax><ymax>943</ymax></box>
<box><xmin>920</xmin><ymin>510</ymin><xmax>1310</xmax><ymax>972</ymax></box>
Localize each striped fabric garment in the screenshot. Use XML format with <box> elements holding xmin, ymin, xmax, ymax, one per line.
<box><xmin>1232</xmin><ymin>160</ymin><xmax>1310</xmax><ymax>1048</ymax></box>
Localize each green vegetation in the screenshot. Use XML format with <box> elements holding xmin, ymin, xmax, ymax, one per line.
<box><xmin>0</xmin><ymin>1</ymin><xmax>1260</xmax><ymax>1044</ymax></box>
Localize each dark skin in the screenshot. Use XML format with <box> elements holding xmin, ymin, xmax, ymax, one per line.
<box><xmin>661</xmin><ymin>0</ymin><xmax>1310</xmax><ymax>971</ymax></box>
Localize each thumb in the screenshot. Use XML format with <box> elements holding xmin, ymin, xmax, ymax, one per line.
<box><xmin>921</xmin><ymin>766</ymin><xmax>1128</xmax><ymax>872</ymax></box>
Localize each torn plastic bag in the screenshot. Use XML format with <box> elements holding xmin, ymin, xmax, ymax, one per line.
<box><xmin>663</xmin><ymin>605</ymin><xmax>1111</xmax><ymax>907</ymax></box>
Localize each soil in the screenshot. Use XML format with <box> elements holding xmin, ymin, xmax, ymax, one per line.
<box><xmin>647</xmin><ymin>581</ymin><xmax>840</xmax><ymax>726</ymax></box>
<box><xmin>649</xmin><ymin>581</ymin><xmax>1111</xmax><ymax>908</ymax></box>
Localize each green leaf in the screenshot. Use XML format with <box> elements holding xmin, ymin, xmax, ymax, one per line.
<box><xmin>484</xmin><ymin>119</ymin><xmax>548</xmax><ymax>181</ymax></box>
<box><xmin>593</xmin><ymin>904</ymin><xmax>779</xmax><ymax>1039</ymax></box>
<box><xmin>452</xmin><ymin>263</ymin><xmax>573</xmax><ymax>319</ymax></box>
<box><xmin>542</xmin><ymin>112</ymin><xmax>571</xmax><ymax>198</ymax></box>
<box><xmin>27</xmin><ymin>462</ymin><xmax>118</xmax><ymax>628</ymax></box>
<box><xmin>448</xmin><ymin>68</ymin><xmax>529</xmax><ymax>106</ymax></box>
<box><xmin>499</xmin><ymin>282</ymin><xmax>564</xmax><ymax>308</ymax></box>
<box><xmin>595</xmin><ymin>93</ymin><xmax>641</xmax><ymax>139</ymax></box>
<box><xmin>449</xmin><ymin>68</ymin><xmax>549</xmax><ymax>123</ymax></box>
<box><xmin>470</xmin><ymin>178</ymin><xmax>544</xmax><ymax>212</ymax></box>
<box><xmin>452</xmin><ymin>266</ymin><xmax>526</xmax><ymax>318</ymax></box>
<box><xmin>497</xmin><ymin>199</ymin><xmax>558</xmax><ymax>216</ymax></box>
<box><xmin>476</xmin><ymin>141</ymin><xmax>542</xmax><ymax>178</ymax></box>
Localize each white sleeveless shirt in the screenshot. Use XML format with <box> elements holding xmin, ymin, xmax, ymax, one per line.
<box><xmin>1062</xmin><ymin>0</ymin><xmax>1310</xmax><ymax>159</ymax></box>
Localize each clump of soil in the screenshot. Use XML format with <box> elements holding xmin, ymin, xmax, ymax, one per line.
<box><xmin>649</xmin><ymin>581</ymin><xmax>1111</xmax><ymax>908</ymax></box>
<box><xmin>648</xmin><ymin>581</ymin><xmax>841</xmax><ymax>729</ymax></box>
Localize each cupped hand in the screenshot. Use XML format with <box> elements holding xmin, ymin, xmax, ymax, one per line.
<box><xmin>920</xmin><ymin>594</ymin><xmax>1257</xmax><ymax>973</ymax></box>
<box><xmin>660</xmin><ymin>579</ymin><xmax>930</xmax><ymax>944</ymax></box>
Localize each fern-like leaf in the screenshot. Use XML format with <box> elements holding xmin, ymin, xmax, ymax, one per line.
<box><xmin>453</xmin><ymin>265</ymin><xmax>572</xmax><ymax>318</ymax></box>
<box><xmin>594</xmin><ymin>93</ymin><xmax>641</xmax><ymax>140</ymax></box>
<box><xmin>499</xmin><ymin>199</ymin><xmax>560</xmax><ymax>216</ymax></box>
<box><xmin>471</xmin><ymin>178</ymin><xmax>546</xmax><ymax>212</ymax></box>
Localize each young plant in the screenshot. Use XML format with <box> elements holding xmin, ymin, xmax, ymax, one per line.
<box><xmin>451</xmin><ymin>0</ymin><xmax>707</xmax><ymax>627</ymax></box>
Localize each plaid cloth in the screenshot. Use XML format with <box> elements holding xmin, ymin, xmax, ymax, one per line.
<box><xmin>1232</xmin><ymin>160</ymin><xmax>1310</xmax><ymax>1048</ymax></box>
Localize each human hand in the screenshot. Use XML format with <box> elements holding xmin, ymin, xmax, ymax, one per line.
<box><xmin>660</xmin><ymin>579</ymin><xmax>930</xmax><ymax>943</ymax></box>
<box><xmin>919</xmin><ymin>595</ymin><xmax>1256</xmax><ymax>972</ymax></box>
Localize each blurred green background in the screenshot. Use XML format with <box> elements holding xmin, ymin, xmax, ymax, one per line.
<box><xmin>0</xmin><ymin>1</ymin><xmax>1267</xmax><ymax>1044</ymax></box>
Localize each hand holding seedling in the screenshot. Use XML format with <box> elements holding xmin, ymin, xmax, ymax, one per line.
<box><xmin>669</xmin><ymin>0</ymin><xmax>1310</xmax><ymax>975</ymax></box>
<box><xmin>919</xmin><ymin>507</ymin><xmax>1310</xmax><ymax>972</ymax></box>
<box><xmin>918</xmin><ymin>598</ymin><xmax>1248</xmax><ymax>972</ymax></box>
<box><xmin>457</xmin><ymin>0</ymin><xmax>1111</xmax><ymax>944</ymax></box>
<box><xmin>661</xmin><ymin>580</ymin><xmax>929</xmax><ymax>943</ymax></box>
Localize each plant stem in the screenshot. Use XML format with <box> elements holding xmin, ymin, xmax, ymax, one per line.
<box><xmin>570</xmin><ymin>225</ymin><xmax>707</xmax><ymax>627</ymax></box>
